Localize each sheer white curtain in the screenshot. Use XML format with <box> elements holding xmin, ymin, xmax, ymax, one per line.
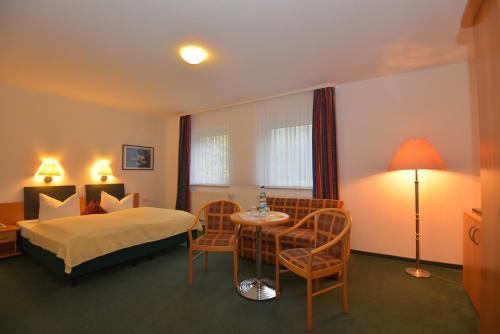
<box><xmin>190</xmin><ymin>114</ymin><xmax>229</xmax><ymax>185</ymax></box>
<box><xmin>267</xmin><ymin>124</ymin><xmax>312</xmax><ymax>187</ymax></box>
<box><xmin>256</xmin><ymin>93</ymin><xmax>313</xmax><ymax>188</ymax></box>
<box><xmin>190</xmin><ymin>90</ymin><xmax>313</xmax><ymax>188</ymax></box>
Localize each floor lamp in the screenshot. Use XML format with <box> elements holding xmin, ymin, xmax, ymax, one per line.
<box><xmin>388</xmin><ymin>138</ymin><xmax>446</xmax><ymax>278</ymax></box>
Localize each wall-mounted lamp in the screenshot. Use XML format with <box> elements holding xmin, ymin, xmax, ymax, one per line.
<box><xmin>37</xmin><ymin>161</ymin><xmax>62</xmax><ymax>183</ymax></box>
<box><xmin>97</xmin><ymin>165</ymin><xmax>113</xmax><ymax>182</ymax></box>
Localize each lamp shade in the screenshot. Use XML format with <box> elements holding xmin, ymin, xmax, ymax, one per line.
<box><xmin>38</xmin><ymin>162</ymin><xmax>62</xmax><ymax>176</ymax></box>
<box><xmin>388</xmin><ymin>138</ymin><xmax>446</xmax><ymax>171</ymax></box>
<box><xmin>97</xmin><ymin>165</ymin><xmax>113</xmax><ymax>176</ymax></box>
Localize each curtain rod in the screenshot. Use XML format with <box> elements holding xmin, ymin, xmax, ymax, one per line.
<box><xmin>179</xmin><ymin>82</ymin><xmax>335</xmax><ymax>117</ymax></box>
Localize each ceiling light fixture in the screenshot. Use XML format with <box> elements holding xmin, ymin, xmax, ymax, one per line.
<box><xmin>180</xmin><ymin>45</ymin><xmax>208</xmax><ymax>65</ymax></box>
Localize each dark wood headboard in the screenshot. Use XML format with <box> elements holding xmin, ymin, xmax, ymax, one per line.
<box><xmin>23</xmin><ymin>185</ymin><xmax>77</xmax><ymax>220</ymax></box>
<box><xmin>85</xmin><ymin>183</ymin><xmax>125</xmax><ymax>205</ymax></box>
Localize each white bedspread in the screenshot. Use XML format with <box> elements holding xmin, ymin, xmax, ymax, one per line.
<box><xmin>17</xmin><ymin>207</ymin><xmax>199</xmax><ymax>273</ymax></box>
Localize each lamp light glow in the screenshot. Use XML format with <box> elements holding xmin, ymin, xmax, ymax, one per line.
<box><xmin>180</xmin><ymin>46</ymin><xmax>208</xmax><ymax>65</ymax></box>
<box><xmin>36</xmin><ymin>160</ymin><xmax>62</xmax><ymax>183</ymax></box>
<box><xmin>96</xmin><ymin>163</ymin><xmax>113</xmax><ymax>182</ymax></box>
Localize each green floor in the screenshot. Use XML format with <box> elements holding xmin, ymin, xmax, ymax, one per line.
<box><xmin>0</xmin><ymin>246</ymin><xmax>478</xmax><ymax>334</ymax></box>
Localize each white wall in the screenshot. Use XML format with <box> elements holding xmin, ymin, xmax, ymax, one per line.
<box><xmin>0</xmin><ymin>83</ymin><xmax>167</xmax><ymax>207</ymax></box>
<box><xmin>171</xmin><ymin>62</ymin><xmax>480</xmax><ymax>264</ymax></box>
<box><xmin>336</xmin><ymin>63</ymin><xmax>480</xmax><ymax>264</ymax></box>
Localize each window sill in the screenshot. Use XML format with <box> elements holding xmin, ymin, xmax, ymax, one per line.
<box><xmin>264</xmin><ymin>186</ymin><xmax>313</xmax><ymax>191</ymax></box>
<box><xmin>190</xmin><ymin>184</ymin><xmax>312</xmax><ymax>191</ymax></box>
<box><xmin>190</xmin><ymin>184</ymin><xmax>230</xmax><ymax>188</ymax></box>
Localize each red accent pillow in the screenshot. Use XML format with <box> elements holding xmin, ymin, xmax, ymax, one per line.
<box><xmin>82</xmin><ymin>199</ymin><xmax>107</xmax><ymax>215</ymax></box>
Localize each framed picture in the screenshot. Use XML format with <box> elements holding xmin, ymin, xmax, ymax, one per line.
<box><xmin>122</xmin><ymin>145</ymin><xmax>154</xmax><ymax>170</ymax></box>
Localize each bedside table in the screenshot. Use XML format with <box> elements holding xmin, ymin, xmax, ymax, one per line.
<box><xmin>0</xmin><ymin>226</ymin><xmax>21</xmax><ymax>259</ymax></box>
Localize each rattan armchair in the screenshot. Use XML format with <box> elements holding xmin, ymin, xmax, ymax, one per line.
<box><xmin>188</xmin><ymin>200</ymin><xmax>242</xmax><ymax>288</ymax></box>
<box><xmin>275</xmin><ymin>208</ymin><xmax>352</xmax><ymax>331</ymax></box>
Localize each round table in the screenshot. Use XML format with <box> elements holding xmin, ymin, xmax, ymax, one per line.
<box><xmin>230</xmin><ymin>211</ymin><xmax>289</xmax><ymax>301</ymax></box>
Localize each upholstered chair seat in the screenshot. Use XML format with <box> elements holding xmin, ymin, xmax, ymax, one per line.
<box><xmin>188</xmin><ymin>200</ymin><xmax>242</xmax><ymax>288</ymax></box>
<box><xmin>191</xmin><ymin>233</ymin><xmax>236</xmax><ymax>248</ymax></box>
<box><xmin>279</xmin><ymin>248</ymin><xmax>342</xmax><ymax>272</ymax></box>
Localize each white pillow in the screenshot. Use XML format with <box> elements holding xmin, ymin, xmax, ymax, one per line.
<box><xmin>100</xmin><ymin>191</ymin><xmax>134</xmax><ymax>212</ymax></box>
<box><xmin>38</xmin><ymin>193</ymin><xmax>80</xmax><ymax>221</ymax></box>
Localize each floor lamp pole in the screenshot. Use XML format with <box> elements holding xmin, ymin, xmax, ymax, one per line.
<box><xmin>405</xmin><ymin>169</ymin><xmax>431</xmax><ymax>278</ymax></box>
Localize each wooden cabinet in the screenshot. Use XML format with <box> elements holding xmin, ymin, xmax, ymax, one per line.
<box><xmin>462</xmin><ymin>1</ymin><xmax>500</xmax><ymax>331</ymax></box>
<box><xmin>463</xmin><ymin>211</ymin><xmax>481</xmax><ymax>313</ymax></box>
<box><xmin>0</xmin><ymin>226</ymin><xmax>21</xmax><ymax>259</ymax></box>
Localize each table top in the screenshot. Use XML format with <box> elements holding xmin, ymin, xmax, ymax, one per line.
<box><xmin>230</xmin><ymin>211</ymin><xmax>289</xmax><ymax>227</ymax></box>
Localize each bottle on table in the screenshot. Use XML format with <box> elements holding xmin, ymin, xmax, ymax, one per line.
<box><xmin>258</xmin><ymin>186</ymin><xmax>267</xmax><ymax>216</ymax></box>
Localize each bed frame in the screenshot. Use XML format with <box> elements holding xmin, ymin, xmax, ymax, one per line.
<box><xmin>21</xmin><ymin>184</ymin><xmax>195</xmax><ymax>286</ymax></box>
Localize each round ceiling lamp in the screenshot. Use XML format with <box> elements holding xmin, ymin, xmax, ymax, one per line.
<box><xmin>180</xmin><ymin>45</ymin><xmax>208</xmax><ymax>65</ymax></box>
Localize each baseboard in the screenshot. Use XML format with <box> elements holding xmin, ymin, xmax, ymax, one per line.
<box><xmin>350</xmin><ymin>249</ymin><xmax>463</xmax><ymax>270</ymax></box>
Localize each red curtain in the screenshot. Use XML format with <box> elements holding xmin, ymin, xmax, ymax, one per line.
<box><xmin>312</xmin><ymin>87</ymin><xmax>340</xmax><ymax>199</ymax></box>
<box><xmin>175</xmin><ymin>115</ymin><xmax>191</xmax><ymax>211</ymax></box>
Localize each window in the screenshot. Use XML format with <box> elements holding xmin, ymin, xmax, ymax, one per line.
<box><xmin>190</xmin><ymin>90</ymin><xmax>313</xmax><ymax>189</ymax></box>
<box><xmin>263</xmin><ymin>124</ymin><xmax>313</xmax><ymax>188</ymax></box>
<box><xmin>190</xmin><ymin>133</ymin><xmax>229</xmax><ymax>185</ymax></box>
<box><xmin>253</xmin><ymin>93</ymin><xmax>313</xmax><ymax>188</ymax></box>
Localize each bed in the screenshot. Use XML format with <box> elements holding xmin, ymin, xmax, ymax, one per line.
<box><xmin>18</xmin><ymin>184</ymin><xmax>198</xmax><ymax>285</ymax></box>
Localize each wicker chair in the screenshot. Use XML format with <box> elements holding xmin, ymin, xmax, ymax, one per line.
<box><xmin>187</xmin><ymin>200</ymin><xmax>242</xmax><ymax>288</ymax></box>
<box><xmin>275</xmin><ymin>208</ymin><xmax>352</xmax><ymax>331</ymax></box>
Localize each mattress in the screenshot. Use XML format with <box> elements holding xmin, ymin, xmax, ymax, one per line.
<box><xmin>17</xmin><ymin>207</ymin><xmax>199</xmax><ymax>273</ymax></box>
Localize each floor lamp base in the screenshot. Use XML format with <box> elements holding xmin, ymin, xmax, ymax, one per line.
<box><xmin>405</xmin><ymin>268</ymin><xmax>431</xmax><ymax>278</ymax></box>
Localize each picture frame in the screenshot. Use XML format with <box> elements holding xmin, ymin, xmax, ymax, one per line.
<box><xmin>122</xmin><ymin>145</ymin><xmax>154</xmax><ymax>170</ymax></box>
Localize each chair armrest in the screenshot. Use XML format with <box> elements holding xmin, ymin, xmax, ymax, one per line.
<box><xmin>310</xmin><ymin>220</ymin><xmax>352</xmax><ymax>256</ymax></box>
<box><xmin>187</xmin><ymin>211</ymin><xmax>204</xmax><ymax>242</ymax></box>
<box><xmin>187</xmin><ymin>225</ymin><xmax>196</xmax><ymax>242</ymax></box>
<box><xmin>235</xmin><ymin>223</ymin><xmax>241</xmax><ymax>239</ymax></box>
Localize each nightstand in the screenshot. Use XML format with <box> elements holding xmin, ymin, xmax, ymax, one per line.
<box><xmin>0</xmin><ymin>226</ymin><xmax>21</xmax><ymax>259</ymax></box>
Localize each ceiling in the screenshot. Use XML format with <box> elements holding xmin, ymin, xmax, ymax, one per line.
<box><xmin>0</xmin><ymin>0</ymin><xmax>469</xmax><ymax>114</ymax></box>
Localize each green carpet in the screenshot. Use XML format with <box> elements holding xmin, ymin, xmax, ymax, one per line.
<box><xmin>0</xmin><ymin>246</ymin><xmax>478</xmax><ymax>334</ymax></box>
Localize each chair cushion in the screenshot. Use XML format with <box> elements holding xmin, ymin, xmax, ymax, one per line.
<box><xmin>279</xmin><ymin>248</ymin><xmax>341</xmax><ymax>271</ymax></box>
<box><xmin>192</xmin><ymin>233</ymin><xmax>235</xmax><ymax>247</ymax></box>
<box><xmin>267</xmin><ymin>197</ymin><xmax>344</xmax><ymax>228</ymax></box>
<box><xmin>280</xmin><ymin>228</ymin><xmax>315</xmax><ymax>248</ymax></box>
<box><xmin>240</xmin><ymin>226</ymin><xmax>314</xmax><ymax>248</ymax></box>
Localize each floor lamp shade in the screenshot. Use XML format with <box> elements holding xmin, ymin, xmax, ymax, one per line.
<box><xmin>388</xmin><ymin>138</ymin><xmax>446</xmax><ymax>171</ymax></box>
<box><xmin>388</xmin><ymin>138</ymin><xmax>446</xmax><ymax>279</ymax></box>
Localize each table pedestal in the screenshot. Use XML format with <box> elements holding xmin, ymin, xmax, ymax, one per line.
<box><xmin>238</xmin><ymin>278</ymin><xmax>276</xmax><ymax>300</ymax></box>
<box><xmin>238</xmin><ymin>225</ymin><xmax>277</xmax><ymax>301</ymax></box>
